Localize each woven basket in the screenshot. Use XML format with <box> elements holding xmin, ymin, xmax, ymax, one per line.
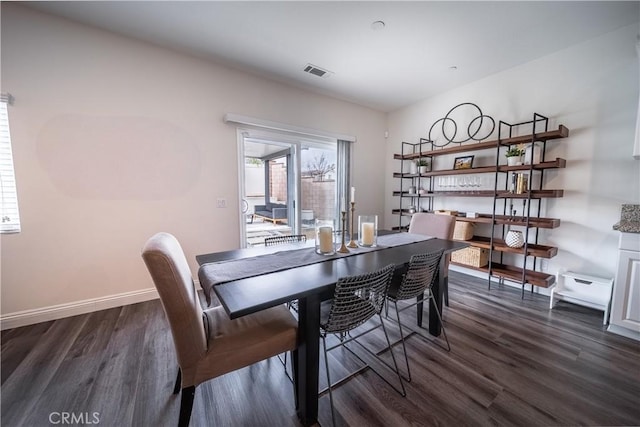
<box><xmin>451</xmin><ymin>246</ymin><xmax>489</xmax><ymax>267</ymax></box>
<box><xmin>453</xmin><ymin>221</ymin><xmax>474</xmax><ymax>241</ymax></box>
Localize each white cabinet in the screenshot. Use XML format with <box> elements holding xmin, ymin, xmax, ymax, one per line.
<box><xmin>608</xmin><ymin>232</ymin><xmax>640</xmax><ymax>340</ymax></box>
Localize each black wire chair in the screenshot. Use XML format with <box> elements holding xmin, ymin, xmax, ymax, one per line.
<box><xmin>320</xmin><ymin>264</ymin><xmax>405</xmax><ymax>427</ymax></box>
<box><xmin>264</xmin><ymin>234</ymin><xmax>306</xmax><ymax>246</ymax></box>
<box><xmin>264</xmin><ymin>234</ymin><xmax>307</xmax><ymax>313</ymax></box>
<box><xmin>385</xmin><ymin>249</ymin><xmax>449</xmax><ymax>382</ymax></box>
<box><xmin>263</xmin><ymin>233</ymin><xmax>306</xmax><ymax>379</ymax></box>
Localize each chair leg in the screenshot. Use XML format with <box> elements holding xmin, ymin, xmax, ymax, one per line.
<box><xmin>322</xmin><ymin>336</ymin><xmax>337</xmax><ymax>427</ymax></box>
<box><xmin>378</xmin><ymin>313</ymin><xmax>407</xmax><ymax>397</ymax></box>
<box><xmin>178</xmin><ymin>386</ymin><xmax>195</xmax><ymax>427</ymax></box>
<box><xmin>393</xmin><ymin>301</ymin><xmax>412</xmax><ymax>383</ymax></box>
<box><xmin>277</xmin><ymin>351</ymin><xmax>293</xmax><ymax>383</ymax></box>
<box><xmin>291</xmin><ymin>349</ymin><xmax>299</xmax><ymax>410</ymax></box>
<box><xmin>173</xmin><ymin>368</ymin><xmax>182</xmax><ymax>395</ymax></box>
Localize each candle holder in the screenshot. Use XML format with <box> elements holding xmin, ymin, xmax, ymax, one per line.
<box><xmin>358</xmin><ymin>215</ymin><xmax>378</xmax><ymax>247</ymax></box>
<box><xmin>337</xmin><ymin>210</ymin><xmax>350</xmax><ymax>253</ymax></box>
<box><xmin>315</xmin><ymin>219</ymin><xmax>335</xmax><ymax>255</ymax></box>
<box><xmin>347</xmin><ymin>202</ymin><xmax>358</xmax><ymax>248</ymax></box>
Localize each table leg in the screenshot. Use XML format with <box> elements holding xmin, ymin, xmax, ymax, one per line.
<box><xmin>428</xmin><ymin>257</ymin><xmax>444</xmax><ymax>336</ymax></box>
<box><xmin>296</xmin><ymin>294</ymin><xmax>321</xmax><ymax>426</ymax></box>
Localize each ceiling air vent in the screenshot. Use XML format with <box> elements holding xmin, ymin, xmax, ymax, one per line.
<box><xmin>303</xmin><ymin>63</ymin><xmax>333</xmax><ymax>78</ymax></box>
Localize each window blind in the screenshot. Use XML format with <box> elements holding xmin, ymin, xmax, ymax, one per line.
<box><xmin>0</xmin><ymin>94</ymin><xmax>20</xmax><ymax>233</ymax></box>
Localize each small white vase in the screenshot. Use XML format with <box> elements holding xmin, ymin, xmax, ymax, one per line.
<box><xmin>507</xmin><ymin>156</ymin><xmax>522</xmax><ymax>166</ymax></box>
<box><xmin>408</xmin><ymin>162</ymin><xmax>418</xmax><ymax>175</ymax></box>
<box><xmin>505</xmin><ymin>230</ymin><xmax>525</xmax><ymax>248</ymax></box>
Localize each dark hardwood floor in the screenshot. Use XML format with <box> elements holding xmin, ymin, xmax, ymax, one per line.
<box><xmin>2</xmin><ymin>271</ymin><xmax>639</xmax><ymax>426</ymax></box>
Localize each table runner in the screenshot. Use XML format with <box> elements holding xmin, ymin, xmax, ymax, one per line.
<box><xmin>198</xmin><ymin>233</ymin><xmax>434</xmax><ymax>304</ymax></box>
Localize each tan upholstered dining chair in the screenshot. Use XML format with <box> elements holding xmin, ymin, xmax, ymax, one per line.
<box><xmin>408</xmin><ymin>212</ymin><xmax>456</xmax><ymax>306</ymax></box>
<box><xmin>141</xmin><ymin>232</ymin><xmax>298</xmax><ymax>427</ymax></box>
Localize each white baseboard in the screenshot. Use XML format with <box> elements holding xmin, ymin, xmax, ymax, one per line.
<box><xmin>607</xmin><ymin>324</ymin><xmax>640</xmax><ymax>341</ymax></box>
<box><xmin>0</xmin><ymin>288</ymin><xmax>160</xmax><ymax>331</ymax></box>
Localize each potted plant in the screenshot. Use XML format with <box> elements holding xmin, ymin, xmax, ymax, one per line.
<box><xmin>505</xmin><ymin>144</ymin><xmax>525</xmax><ymax>166</ymax></box>
<box><xmin>416</xmin><ymin>158</ymin><xmax>431</xmax><ymax>174</ymax></box>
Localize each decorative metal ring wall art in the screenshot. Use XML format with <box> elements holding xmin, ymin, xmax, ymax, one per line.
<box><xmin>428</xmin><ymin>102</ymin><xmax>495</xmax><ymax>147</ymax></box>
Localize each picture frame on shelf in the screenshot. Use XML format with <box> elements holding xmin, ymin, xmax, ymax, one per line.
<box><xmin>453</xmin><ymin>155</ymin><xmax>474</xmax><ymax>170</ymax></box>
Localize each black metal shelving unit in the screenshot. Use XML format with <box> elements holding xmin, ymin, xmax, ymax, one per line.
<box><xmin>392</xmin><ymin>139</ymin><xmax>434</xmax><ymax>231</ymax></box>
<box><xmin>392</xmin><ymin>107</ymin><xmax>570</xmax><ymax>297</ymax></box>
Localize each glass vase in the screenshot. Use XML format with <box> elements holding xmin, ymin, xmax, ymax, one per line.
<box><xmin>358</xmin><ymin>215</ymin><xmax>378</xmax><ymax>247</ymax></box>
<box><xmin>315</xmin><ymin>219</ymin><xmax>335</xmax><ymax>255</ymax></box>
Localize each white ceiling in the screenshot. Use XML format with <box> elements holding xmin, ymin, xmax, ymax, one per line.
<box><xmin>24</xmin><ymin>1</ymin><xmax>640</xmax><ymax>112</ymax></box>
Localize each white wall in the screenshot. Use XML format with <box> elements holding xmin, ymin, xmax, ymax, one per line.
<box><xmin>386</xmin><ymin>23</ymin><xmax>640</xmax><ymax>281</ymax></box>
<box><xmin>0</xmin><ymin>5</ymin><xmax>387</xmax><ymax>323</ymax></box>
<box><xmin>245</xmin><ymin>164</ymin><xmax>265</xmax><ymax>198</ymax></box>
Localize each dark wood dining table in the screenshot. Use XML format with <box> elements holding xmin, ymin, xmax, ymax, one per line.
<box><xmin>196</xmin><ymin>234</ymin><xmax>467</xmax><ymax>426</ymax></box>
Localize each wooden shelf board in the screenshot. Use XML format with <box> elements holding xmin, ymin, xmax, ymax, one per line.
<box><xmin>453</xmin><ymin>213</ymin><xmax>560</xmax><ymax>229</ymax></box>
<box><xmin>392</xmin><ymin>210</ymin><xmax>560</xmax><ymax>229</ymax></box>
<box><xmin>393</xmin><ymin>191</ymin><xmax>429</xmax><ymax>197</ymax></box>
<box><xmin>489</xmin><ymin>263</ymin><xmax>556</xmax><ymax>288</ymax></box>
<box><xmin>496</xmin><ymin>190</ymin><xmax>564</xmax><ymax>199</ymax></box>
<box><xmin>397</xmin><ymin>158</ymin><xmax>566</xmax><ymax>178</ymax></box>
<box><xmin>418</xmin><ymin>190</ymin><xmax>562</xmax><ymax>198</ymax></box>
<box><xmin>450</xmin><ymin>262</ymin><xmax>555</xmax><ymax>288</ymax></box>
<box><xmin>465</xmin><ymin>236</ymin><xmax>558</xmax><ymax>258</ymax></box>
<box><xmin>426</xmin><ymin>190</ymin><xmax>496</xmax><ymax>197</ymax></box>
<box><xmin>420</xmin><ymin>166</ymin><xmax>497</xmax><ymax>176</ymax></box>
<box><xmin>395</xmin><ymin>125</ymin><xmax>569</xmax><ymax>160</ymax></box>
<box><xmin>498</xmin><ymin>158</ymin><xmax>566</xmax><ymax>172</ymax></box>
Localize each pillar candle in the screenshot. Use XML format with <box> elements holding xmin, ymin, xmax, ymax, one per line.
<box><xmin>319</xmin><ymin>226</ymin><xmax>333</xmax><ymax>253</ymax></box>
<box><xmin>362</xmin><ymin>222</ymin><xmax>375</xmax><ymax>246</ymax></box>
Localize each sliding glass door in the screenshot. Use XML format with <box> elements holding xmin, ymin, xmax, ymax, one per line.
<box><xmin>242</xmin><ymin>138</ymin><xmax>295</xmax><ymax>247</ymax></box>
<box><xmin>239</xmin><ymin>132</ymin><xmax>340</xmax><ymax>248</ymax></box>
<box><xmin>299</xmin><ymin>142</ymin><xmax>338</xmax><ymax>242</ymax></box>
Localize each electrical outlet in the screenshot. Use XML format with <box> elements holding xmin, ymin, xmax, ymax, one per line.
<box><xmin>216</xmin><ymin>198</ymin><xmax>227</xmax><ymax>208</ymax></box>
